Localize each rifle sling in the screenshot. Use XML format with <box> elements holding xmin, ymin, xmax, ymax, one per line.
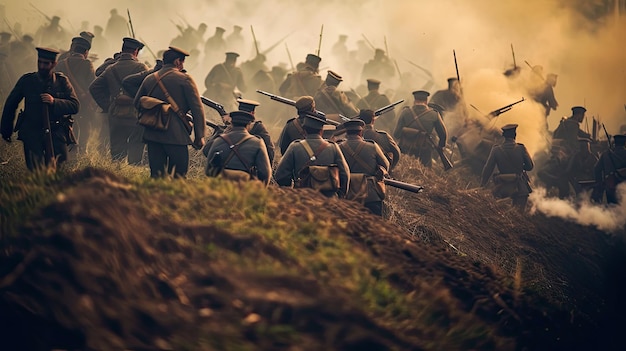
<box><xmin>298</xmin><ymin>140</ymin><xmax>331</xmax><ymax>174</ymax></box>
<box><xmin>342</xmin><ymin>142</ymin><xmax>373</xmax><ymax>174</ymax></box>
<box><xmin>218</xmin><ymin>134</ymin><xmax>255</xmax><ymax>173</ymax></box>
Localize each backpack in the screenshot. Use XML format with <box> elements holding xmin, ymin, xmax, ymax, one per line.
<box><xmin>295</xmin><ymin>140</ymin><xmax>340</xmax><ymax>192</ymax></box>
<box><xmin>109</xmin><ymin>67</ymin><xmax>137</xmax><ymax>119</ymax></box>
<box><xmin>205</xmin><ymin>134</ymin><xmax>256</xmax><ymax>181</ymax></box>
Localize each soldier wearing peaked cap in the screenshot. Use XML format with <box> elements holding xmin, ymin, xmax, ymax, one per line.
<box><xmin>133</xmin><ymin>46</ymin><xmax>205</xmax><ymax>178</ymax></box>
<box><xmin>481</xmin><ymin>124</ymin><xmax>534</xmax><ymax>211</ymax></box>
<box><xmin>1</xmin><ymin>47</ymin><xmax>79</xmax><ymax>170</ymax></box>
<box><xmin>552</xmin><ymin>106</ymin><xmax>591</xmax><ymax>158</ymax></box>
<box><xmin>313</xmin><ymin>70</ymin><xmax>359</xmax><ymax>123</ymax></box>
<box><xmin>89</xmin><ymin>37</ymin><xmax>148</xmax><ymax>165</ymax></box>
<box><xmin>274</xmin><ymin>112</ymin><xmax>350</xmax><ymax>198</ymax></box>
<box><xmin>356</xmin><ymin>78</ymin><xmax>396</xmax><ymax>133</ymax></box>
<box><xmin>592</xmin><ymin>134</ymin><xmax>626</xmax><ymax>204</ymax></box>
<box><xmin>358</xmin><ymin>109</ymin><xmax>401</xmax><ymax>172</ymax></box>
<box><xmin>563</xmin><ymin>137</ymin><xmax>598</xmax><ymax>197</ymax></box>
<box><xmin>203</xmin><ymin>98</ymin><xmax>275</xmax><ymax>164</ymax></box>
<box><xmin>278</xmin><ymin>53</ymin><xmax>323</xmax><ymax>100</ymax></box>
<box><xmin>203</xmin><ymin>51</ymin><xmax>246</xmax><ymax>112</ymax></box>
<box><xmin>56</xmin><ymin>36</ymin><xmax>98</xmax><ymax>155</ymax></box>
<box><xmin>360</xmin><ymin>48</ymin><xmax>395</xmax><ymax>84</ymax></box>
<box><xmin>393</xmin><ymin>90</ymin><xmax>447</xmax><ymax>168</ymax></box>
<box><xmin>277</xmin><ymin>96</ymin><xmax>315</xmax><ymax>155</ymax></box>
<box><xmin>205</xmin><ymin>110</ymin><xmax>272</xmax><ymax>185</ymax></box>
<box><xmin>203</xmin><ymin>27</ymin><xmax>227</xmax><ymax>67</ymax></box>
<box><xmin>338</xmin><ymin>118</ymin><xmax>390</xmax><ymax>216</ymax></box>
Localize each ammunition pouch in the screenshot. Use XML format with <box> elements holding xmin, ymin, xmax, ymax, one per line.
<box><xmin>110</xmin><ymin>91</ymin><xmax>137</xmax><ymax>119</ymax></box>
<box><xmin>399</xmin><ymin>127</ymin><xmax>428</xmax><ymax>155</ymax></box>
<box><xmin>137</xmin><ymin>96</ymin><xmax>172</xmax><ymax>131</ymax></box>
<box><xmin>297</xmin><ymin>164</ymin><xmax>340</xmax><ymax>192</ymax></box>
<box><xmin>346</xmin><ymin>173</ymin><xmax>386</xmax><ymax>204</ymax></box>
<box><xmin>492</xmin><ymin>173</ymin><xmax>520</xmax><ymax>198</ymax></box>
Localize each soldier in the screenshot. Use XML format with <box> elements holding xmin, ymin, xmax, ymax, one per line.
<box><xmin>35</xmin><ymin>16</ymin><xmax>67</xmax><ymax>48</ymax></box>
<box><xmin>134</xmin><ymin>47</ymin><xmax>205</xmax><ymax>178</ymax></box>
<box><xmin>205</xmin><ymin>110</ymin><xmax>271</xmax><ymax>185</ymax></box>
<box><xmin>277</xmin><ymin>96</ymin><xmax>314</xmax><ymax>155</ymax></box>
<box><xmin>592</xmin><ymin>134</ymin><xmax>626</xmax><ymax>204</ymax></box>
<box><xmin>338</xmin><ymin>119</ymin><xmax>389</xmax><ymax>216</ymax></box>
<box><xmin>360</xmin><ymin>48</ymin><xmax>395</xmax><ymax>84</ymax></box>
<box><xmin>104</xmin><ymin>9</ymin><xmax>127</xmax><ymax>43</ymax></box>
<box><xmin>430</xmin><ymin>78</ymin><xmax>466</xmax><ymax>116</ymax></box>
<box><xmin>358</xmin><ymin>109</ymin><xmax>401</xmax><ymax>172</ymax></box>
<box><xmin>202</xmin><ymin>99</ymin><xmax>274</xmax><ymax>164</ymax></box>
<box><xmin>393</xmin><ymin>90</ymin><xmax>447</xmax><ymax>168</ymax></box>
<box><xmin>89</xmin><ymin>37</ymin><xmax>148</xmax><ymax>164</ymax></box>
<box><xmin>480</xmin><ymin>124</ymin><xmax>534</xmax><ymax>211</ymax></box>
<box><xmin>55</xmin><ymin>36</ymin><xmax>97</xmax><ymax>155</ymax></box>
<box><xmin>331</xmin><ymin>34</ymin><xmax>349</xmax><ymax>60</ymax></box>
<box><xmin>225</xmin><ymin>25</ymin><xmax>244</xmax><ymax>52</ymax></box>
<box><xmin>278</xmin><ymin>53</ymin><xmax>322</xmax><ymax>99</ymax></box>
<box><xmin>356</xmin><ymin>78</ymin><xmax>395</xmax><ymax>133</ymax></box>
<box><xmin>552</xmin><ymin>106</ymin><xmax>591</xmax><ymax>156</ymax></box>
<box><xmin>565</xmin><ymin>137</ymin><xmax>599</xmax><ymax>196</ymax></box>
<box><xmin>1</xmin><ymin>47</ymin><xmax>79</xmax><ymax>170</ymax></box>
<box><xmin>274</xmin><ymin>112</ymin><xmax>350</xmax><ymax>198</ymax></box>
<box><xmin>58</xmin><ymin>31</ymin><xmax>94</xmax><ymax>63</ymax></box>
<box><xmin>0</xmin><ymin>32</ymin><xmax>11</xmax><ymax>52</ymax></box>
<box><xmin>313</xmin><ymin>70</ymin><xmax>358</xmax><ymax>123</ymax></box>
<box><xmin>203</xmin><ymin>26</ymin><xmax>227</xmax><ymax>66</ymax></box>
<box><xmin>203</xmin><ymin>52</ymin><xmax>246</xmax><ymax>112</ymax></box>
<box><xmin>531</xmin><ymin>73</ymin><xmax>558</xmax><ymax>120</ymax></box>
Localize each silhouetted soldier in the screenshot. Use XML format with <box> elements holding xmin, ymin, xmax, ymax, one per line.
<box><xmin>552</xmin><ymin>106</ymin><xmax>591</xmax><ymax>158</ymax></box>
<box><xmin>278</xmin><ymin>53</ymin><xmax>322</xmax><ymax>99</ymax></box>
<box><xmin>203</xmin><ymin>26</ymin><xmax>227</xmax><ymax>66</ymax></box>
<box><xmin>481</xmin><ymin>124</ymin><xmax>534</xmax><ymax>211</ymax></box>
<box><xmin>360</xmin><ymin>48</ymin><xmax>394</xmax><ymax>83</ymax></box>
<box><xmin>35</xmin><ymin>16</ymin><xmax>67</xmax><ymax>48</ymax></box>
<box><xmin>313</xmin><ymin>70</ymin><xmax>358</xmax><ymax>124</ymax></box>
<box><xmin>531</xmin><ymin>73</ymin><xmax>558</xmax><ymax>120</ymax></box>
<box><xmin>358</xmin><ymin>109</ymin><xmax>401</xmax><ymax>172</ymax></box>
<box><xmin>1</xmin><ymin>47</ymin><xmax>79</xmax><ymax>170</ymax></box>
<box><xmin>277</xmin><ymin>96</ymin><xmax>314</xmax><ymax>155</ymax></box>
<box><xmin>203</xmin><ymin>52</ymin><xmax>246</xmax><ymax>112</ymax></box>
<box><xmin>565</xmin><ymin>137</ymin><xmax>598</xmax><ymax>196</ymax></box>
<box><xmin>225</xmin><ymin>25</ymin><xmax>244</xmax><ymax>52</ymax></box>
<box><xmin>593</xmin><ymin>134</ymin><xmax>626</xmax><ymax>204</ymax></box>
<box><xmin>105</xmin><ymin>9</ymin><xmax>128</xmax><ymax>43</ymax></box>
<box><xmin>356</xmin><ymin>78</ymin><xmax>395</xmax><ymax>133</ymax></box>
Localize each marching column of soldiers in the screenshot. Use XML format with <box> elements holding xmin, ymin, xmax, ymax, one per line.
<box><xmin>1</xmin><ymin>7</ymin><xmax>626</xmax><ymax>215</ymax></box>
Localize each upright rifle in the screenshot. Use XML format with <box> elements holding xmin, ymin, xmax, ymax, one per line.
<box><xmin>453</xmin><ymin>49</ymin><xmax>462</xmax><ymax>94</ymax></box>
<box><xmin>250</xmin><ymin>25</ymin><xmax>260</xmax><ymax>56</ymax></box>
<box><xmin>427</xmin><ymin>134</ymin><xmax>453</xmax><ymax>171</ymax></box>
<box><xmin>261</xmin><ymin>33</ymin><xmax>291</xmax><ymax>56</ymax></box>
<box><xmin>285</xmin><ymin>43</ymin><xmax>295</xmax><ymax>72</ymax></box>
<box><xmin>138</xmin><ymin>37</ymin><xmax>157</xmax><ymax>60</ymax></box>
<box><xmin>256</xmin><ymin>90</ymin><xmax>346</xmax><ymax>126</ymax></box>
<box><xmin>127</xmin><ymin>9</ymin><xmax>135</xmax><ymax>38</ymax></box>
<box><xmin>602</xmin><ymin>123</ymin><xmax>613</xmax><ymax>150</ymax></box>
<box><xmin>316</xmin><ymin>24</ymin><xmax>324</xmax><ymax>57</ymax></box>
<box><xmin>487</xmin><ymin>97</ymin><xmax>525</xmax><ymax>118</ymax></box>
<box><xmin>361</xmin><ymin>33</ymin><xmax>376</xmax><ymax>50</ymax></box>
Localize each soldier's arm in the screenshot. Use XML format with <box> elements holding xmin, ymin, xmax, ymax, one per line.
<box><xmin>1</xmin><ymin>76</ymin><xmax>26</xmax><ymax>139</ymax></box>
<box><xmin>521</xmin><ymin>145</ymin><xmax>534</xmax><ymax>171</ymax></box>
<box><xmin>334</xmin><ymin>143</ymin><xmax>351</xmax><ymax>197</ymax></box>
<box><xmin>274</xmin><ymin>143</ymin><xmax>297</xmax><ymax>187</ymax></box>
<box><xmin>122</xmin><ymin>70</ymin><xmax>151</xmax><ymax>98</ymax></box>
<box><xmin>392</xmin><ymin>109</ymin><xmax>408</xmax><ymax>140</ymax></box>
<box><xmin>386</xmin><ymin>133</ymin><xmax>401</xmax><ymax>170</ymax></box>
<box><xmin>254</xmin><ymin>139</ymin><xmax>272</xmax><ymax>186</ymax></box>
<box><xmin>52</xmin><ymin>75</ymin><xmax>80</xmax><ymax>116</ymax></box>
<box><xmin>183</xmin><ymin>76</ymin><xmax>206</xmax><ymax>141</ymax></box>
<box><xmin>236</xmin><ymin>69</ymin><xmax>247</xmax><ymax>93</ymax></box>
<box><xmin>89</xmin><ymin>70</ymin><xmax>111</xmax><ymax>111</ymax></box>
<box><xmin>373</xmin><ymin>143</ymin><xmax>390</xmax><ymax>171</ymax></box>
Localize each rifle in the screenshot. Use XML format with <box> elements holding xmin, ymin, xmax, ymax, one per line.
<box><xmin>525</xmin><ymin>60</ymin><xmax>545</xmax><ymax>80</ymax></box>
<box><xmin>250</xmin><ymin>26</ymin><xmax>260</xmax><ymax>56</ymax></box>
<box><xmin>256</xmin><ymin>90</ymin><xmax>345</xmax><ymax>126</ymax></box>
<box><xmin>285</xmin><ymin>43</ymin><xmax>295</xmax><ymax>72</ymax></box>
<box><xmin>183</xmin><ymin>111</ymin><xmax>224</xmax><ymax>133</ymax></box>
<box><xmin>375</xmin><ymin>100</ymin><xmax>404</xmax><ymax>117</ymax></box>
<box><xmin>428</xmin><ymin>135</ymin><xmax>453</xmax><ymax>171</ymax></box>
<box><xmin>261</xmin><ymin>33</ymin><xmax>291</xmax><ymax>56</ymax></box>
<box><xmin>488</xmin><ymin>97</ymin><xmax>525</xmax><ymax>118</ymax></box>
<box><xmin>200</xmin><ymin>96</ymin><xmax>228</xmax><ymax>116</ymax></box>
<box><xmin>393</xmin><ymin>59</ymin><xmax>402</xmax><ymax>78</ymax></box>
<box><xmin>127</xmin><ymin>9</ymin><xmax>135</xmax><ymax>38</ymax></box>
<box><xmin>384</xmin><ymin>36</ymin><xmax>389</xmax><ymax>57</ymax></box>
<box><xmin>384</xmin><ymin>177</ymin><xmax>424</xmax><ymax>193</ymax></box>
<box><xmin>361</xmin><ymin>33</ymin><xmax>376</xmax><ymax>50</ymax></box>
<box><xmin>138</xmin><ymin>37</ymin><xmax>157</xmax><ymax>60</ymax></box>
<box><xmin>602</xmin><ymin>123</ymin><xmax>613</xmax><ymax>150</ymax></box>
<box><xmin>2</xmin><ymin>17</ymin><xmax>20</xmax><ymax>40</ymax></box>
<box><xmin>316</xmin><ymin>24</ymin><xmax>324</xmax><ymax>57</ymax></box>
<box><xmin>405</xmin><ymin>59</ymin><xmax>434</xmax><ymax>80</ymax></box>
<box><xmin>29</xmin><ymin>3</ymin><xmax>52</xmax><ymax>22</ymax></box>
<box><xmin>453</xmin><ymin>50</ymin><xmax>462</xmax><ymax>94</ymax></box>
<box><xmin>511</xmin><ymin>44</ymin><xmax>517</xmax><ymax>70</ymax></box>
<box><xmin>169</xmin><ymin>20</ymin><xmax>184</xmax><ymax>35</ymax></box>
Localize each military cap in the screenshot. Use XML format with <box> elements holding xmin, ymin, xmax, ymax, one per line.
<box><xmin>225</xmin><ymin>52</ymin><xmax>240</xmax><ymax>59</ymax></box>
<box><xmin>343</xmin><ymin>118</ymin><xmax>365</xmax><ymax>131</ymax></box>
<box><xmin>614</xmin><ymin>134</ymin><xmax>626</xmax><ymax>145</ymax></box>
<box><xmin>122</xmin><ymin>37</ymin><xmax>144</xmax><ymax>50</ymax></box>
<box><xmin>0</xmin><ymin>32</ymin><xmax>11</xmax><ymax>40</ymax></box>
<box><xmin>358</xmin><ymin>109</ymin><xmax>375</xmax><ymax>124</ymax></box>
<box><xmin>230</xmin><ymin>110</ymin><xmax>255</xmax><ymax>124</ymax></box>
<box><xmin>571</xmin><ymin>106</ymin><xmax>587</xmax><ymax>114</ymax></box>
<box><xmin>51</xmin><ymin>16</ymin><xmax>61</xmax><ymax>22</ymax></box>
<box><xmin>305</xmin><ymin>54</ymin><xmax>322</xmax><ymax>69</ymax></box>
<box><xmin>412</xmin><ymin>90</ymin><xmax>430</xmax><ymax>100</ymax></box>
<box><xmin>339</xmin><ymin>34</ymin><xmax>347</xmax><ymax>40</ymax></box>
<box><xmin>325</xmin><ymin>70</ymin><xmax>343</xmax><ymax>86</ymax></box>
<box><xmin>237</xmin><ymin>99</ymin><xmax>260</xmax><ymax>113</ymax></box>
<box><xmin>22</xmin><ymin>34</ymin><xmax>34</xmax><ymax>42</ymax></box>
<box><xmin>233</xmin><ymin>25</ymin><xmax>242</xmax><ymax>31</ymax></box>
<box><xmin>163</xmin><ymin>46</ymin><xmax>189</xmax><ymax>62</ymax></box>
<box><xmin>366</xmin><ymin>78</ymin><xmax>381</xmax><ymax>89</ymax></box>
<box><xmin>375</xmin><ymin>48</ymin><xmax>385</xmax><ymax>56</ymax></box>
<box><xmin>216</xmin><ymin>26</ymin><xmax>226</xmax><ymax>33</ymax></box>
<box><xmin>72</xmin><ymin>36</ymin><xmax>91</xmax><ymax>50</ymax></box>
<box><xmin>295</xmin><ymin>96</ymin><xmax>315</xmax><ymax>111</ymax></box>
<box><xmin>447</xmin><ymin>77</ymin><xmax>458</xmax><ymax>84</ymax></box>
<box><xmin>501</xmin><ymin>124</ymin><xmax>518</xmax><ymax>133</ymax></box>
<box><xmin>79</xmin><ymin>31</ymin><xmax>95</xmax><ymax>44</ymax></box>
<box><xmin>303</xmin><ymin>113</ymin><xmax>327</xmax><ymax>129</ymax></box>
<box><xmin>36</xmin><ymin>47</ymin><xmax>60</xmax><ymax>61</ymax></box>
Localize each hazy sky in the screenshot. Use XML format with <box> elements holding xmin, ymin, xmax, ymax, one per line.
<box><xmin>3</xmin><ymin>0</ymin><xmax>625</xmax><ymax>153</ymax></box>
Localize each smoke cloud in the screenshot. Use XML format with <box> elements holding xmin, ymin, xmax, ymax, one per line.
<box><xmin>529</xmin><ymin>184</ymin><xmax>626</xmax><ymax>232</ymax></box>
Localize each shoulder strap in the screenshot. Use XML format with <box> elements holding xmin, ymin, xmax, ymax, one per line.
<box><xmin>220</xmin><ymin>134</ymin><xmax>255</xmax><ymax>172</ymax></box>
<box><xmin>320</xmin><ymin>88</ymin><xmax>344</xmax><ymax>113</ymax></box>
<box><xmin>408</xmin><ymin>106</ymin><xmax>431</xmax><ymax>131</ymax></box>
<box><xmin>153</xmin><ymin>70</ymin><xmax>183</xmax><ymax>117</ymax></box>
<box><xmin>299</xmin><ymin>139</ymin><xmax>331</xmax><ymax>172</ymax></box>
<box><xmin>342</xmin><ymin>142</ymin><xmax>373</xmax><ymax>173</ymax></box>
<box><xmin>293</xmin><ymin>118</ymin><xmax>305</xmax><ymax>137</ymax></box>
<box><xmin>220</xmin><ymin>63</ymin><xmax>235</xmax><ymax>85</ymax></box>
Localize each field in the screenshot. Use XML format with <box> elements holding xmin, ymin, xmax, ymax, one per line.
<box><xmin>1</xmin><ymin>140</ymin><xmax>625</xmax><ymax>350</ymax></box>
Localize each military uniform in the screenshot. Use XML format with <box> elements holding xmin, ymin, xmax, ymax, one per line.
<box><xmin>313</xmin><ymin>71</ymin><xmax>358</xmax><ymax>122</ymax></box>
<box><xmin>89</xmin><ymin>38</ymin><xmax>148</xmax><ymax>164</ymax></box>
<box><xmin>278</xmin><ymin>54</ymin><xmax>322</xmax><ymax>99</ymax></box>
<box><xmin>565</xmin><ymin>138</ymin><xmax>598</xmax><ymax>196</ymax></box>
<box><xmin>278</xmin><ymin>115</ymin><xmax>306</xmax><ymax>155</ymax></box>
<box><xmin>134</xmin><ymin>48</ymin><xmax>205</xmax><ymax>178</ymax></box>
<box><xmin>205</xmin><ymin>120</ymin><xmax>272</xmax><ymax>185</ymax></box>
<box><xmin>274</xmin><ymin>114</ymin><xmax>350</xmax><ymax>198</ymax></box>
<box><xmin>553</xmin><ymin>107</ymin><xmax>591</xmax><ymax>158</ymax></box>
<box><xmin>363</xmin><ymin>124</ymin><xmax>401</xmax><ymax>171</ymax></box>
<box><xmin>203</xmin><ymin>52</ymin><xmax>246</xmax><ymax>112</ymax></box>
<box><xmin>356</xmin><ymin>79</ymin><xmax>395</xmax><ymax>133</ymax></box>
<box><xmin>55</xmin><ymin>37</ymin><xmax>97</xmax><ymax>154</ymax></box>
<box><xmin>481</xmin><ymin>124</ymin><xmax>534</xmax><ymax>210</ymax></box>
<box><xmin>360</xmin><ymin>49</ymin><xmax>395</xmax><ymax>84</ymax></box>
<box><xmin>338</xmin><ymin>119</ymin><xmax>390</xmax><ymax>215</ymax></box>
<box><xmin>593</xmin><ymin>135</ymin><xmax>626</xmax><ymax>204</ymax></box>
<box><xmin>1</xmin><ymin>47</ymin><xmax>79</xmax><ymax>170</ymax></box>
<box><xmin>393</xmin><ymin>91</ymin><xmax>447</xmax><ymax>167</ymax></box>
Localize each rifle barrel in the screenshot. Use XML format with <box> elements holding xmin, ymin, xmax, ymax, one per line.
<box><xmin>384</xmin><ymin>178</ymin><xmax>424</xmax><ymax>193</ymax></box>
